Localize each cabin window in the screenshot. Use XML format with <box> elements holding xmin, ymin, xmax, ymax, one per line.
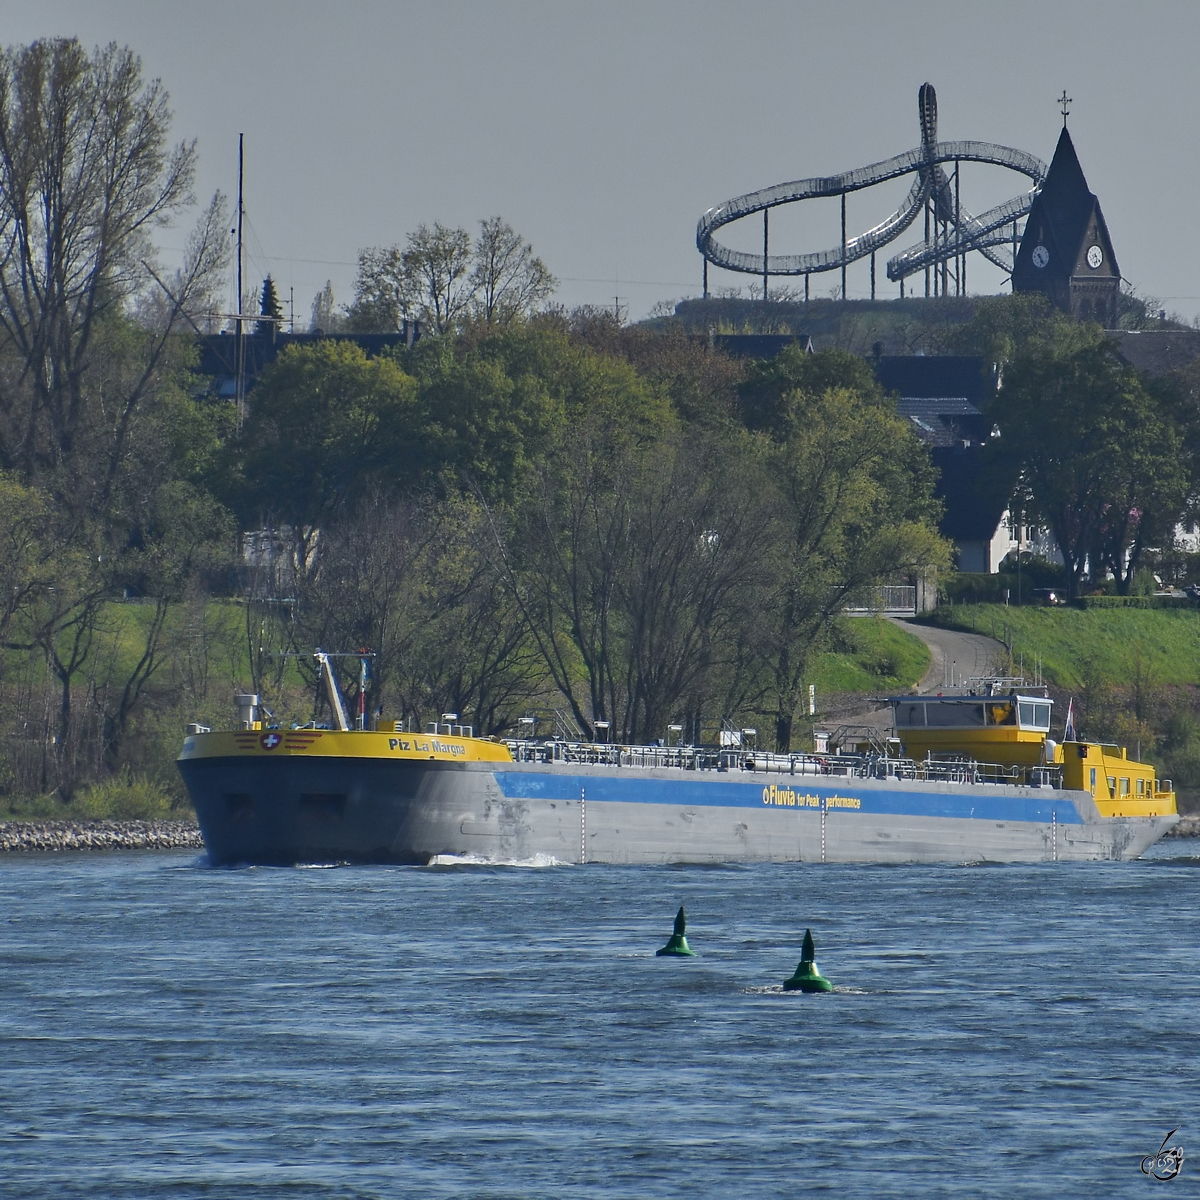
<box><xmin>986</xmin><ymin>702</ymin><xmax>1016</xmax><ymax>725</ymax></box>
<box><xmin>1119</xmin><ymin>778</ymin><xmax>1130</xmax><ymax>797</ymax></box>
<box><xmin>895</xmin><ymin>703</ymin><xmax>926</xmax><ymax>727</ymax></box>
<box><xmin>1107</xmin><ymin>776</ymin><xmax>1117</xmax><ymax>798</ymax></box>
<box><xmin>1136</xmin><ymin>779</ymin><xmax>1145</xmax><ymax>796</ymax></box>
<box><xmin>1089</xmin><ymin>768</ymin><xmax>1097</xmax><ymax>791</ymax></box>
<box><xmin>926</xmin><ymin>703</ymin><xmax>985</xmax><ymax>727</ymax></box>
<box><xmin>1017</xmin><ymin>702</ymin><xmax>1051</xmax><ymax>731</ymax></box>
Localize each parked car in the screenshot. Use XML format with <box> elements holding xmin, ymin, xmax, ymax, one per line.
<box><xmin>1029</xmin><ymin>587</ymin><xmax>1064</xmax><ymax>605</ymax></box>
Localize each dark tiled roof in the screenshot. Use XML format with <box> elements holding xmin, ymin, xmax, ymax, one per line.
<box><xmin>710</xmin><ymin>333</ymin><xmax>814</xmax><ymax>359</ymax></box>
<box><xmin>196</xmin><ymin>331</ymin><xmax>415</xmax><ymax>394</ymax></box>
<box><xmin>897</xmin><ymin>397</ymin><xmax>987</xmax><ymax>447</ymax></box>
<box><xmin>896</xmin><ymin>397</ymin><xmax>981</xmax><ymax>417</ymax></box>
<box><xmin>931</xmin><ymin>444</ymin><xmax>1013</xmax><ymax>542</ymax></box>
<box><xmin>873</xmin><ymin>355</ymin><xmax>995</xmax><ymax>406</ymax></box>
<box><xmin>1106</xmin><ymin>330</ymin><xmax>1200</xmax><ymax>376</ymax></box>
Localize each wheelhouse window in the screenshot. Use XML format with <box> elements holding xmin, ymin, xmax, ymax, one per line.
<box><xmin>895</xmin><ymin>702</ymin><xmax>926</xmax><ymax>727</ymax></box>
<box><xmin>1017</xmin><ymin>701</ymin><xmax>1051</xmax><ymax>731</ymax></box>
<box><xmin>926</xmin><ymin>703</ymin><xmax>985</xmax><ymax>726</ymax></box>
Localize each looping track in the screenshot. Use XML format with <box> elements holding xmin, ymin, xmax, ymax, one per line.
<box><xmin>697</xmin><ymin>84</ymin><xmax>1047</xmax><ymax>283</ymax></box>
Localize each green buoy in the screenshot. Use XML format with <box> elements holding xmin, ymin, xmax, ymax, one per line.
<box><xmin>783</xmin><ymin>928</ymin><xmax>833</xmax><ymax>992</ymax></box>
<box><xmin>656</xmin><ymin>905</ymin><xmax>697</xmax><ymax>957</ymax></box>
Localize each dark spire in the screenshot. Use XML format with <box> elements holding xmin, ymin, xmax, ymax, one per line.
<box><xmin>1013</xmin><ymin>125</ymin><xmax>1120</xmax><ymax>326</ymax></box>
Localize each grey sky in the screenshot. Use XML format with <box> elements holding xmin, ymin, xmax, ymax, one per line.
<box><xmin>6</xmin><ymin>1</ymin><xmax>1198</xmax><ymax>324</ymax></box>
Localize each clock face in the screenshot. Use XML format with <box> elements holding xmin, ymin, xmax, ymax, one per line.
<box><xmin>1086</xmin><ymin>244</ymin><xmax>1103</xmax><ymax>269</ymax></box>
<box><xmin>1032</xmin><ymin>245</ymin><xmax>1050</xmax><ymax>269</ymax></box>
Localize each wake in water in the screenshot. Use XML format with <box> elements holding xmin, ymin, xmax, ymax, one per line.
<box><xmin>741</xmin><ymin>984</ymin><xmax>868</xmax><ymax>995</ymax></box>
<box><xmin>425</xmin><ymin>852</ymin><xmax>569</xmax><ymax>869</ymax></box>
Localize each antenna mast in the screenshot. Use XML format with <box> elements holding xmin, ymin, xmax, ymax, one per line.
<box><xmin>235</xmin><ymin>133</ymin><xmax>245</xmax><ymax>427</ymax></box>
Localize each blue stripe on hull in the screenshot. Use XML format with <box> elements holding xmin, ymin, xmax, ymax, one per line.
<box><xmin>493</xmin><ymin>771</ymin><xmax>1085</xmax><ymax>825</ymax></box>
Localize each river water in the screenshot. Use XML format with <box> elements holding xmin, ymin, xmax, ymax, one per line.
<box><xmin>2</xmin><ymin>843</ymin><xmax>1197</xmax><ymax>1198</ymax></box>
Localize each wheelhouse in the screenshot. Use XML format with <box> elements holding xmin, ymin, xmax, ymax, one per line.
<box><xmin>891</xmin><ymin>696</ymin><xmax>1052</xmax><ymax>733</ymax></box>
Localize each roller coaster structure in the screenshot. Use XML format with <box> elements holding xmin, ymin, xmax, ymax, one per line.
<box><xmin>696</xmin><ymin>84</ymin><xmax>1047</xmax><ymax>301</ymax></box>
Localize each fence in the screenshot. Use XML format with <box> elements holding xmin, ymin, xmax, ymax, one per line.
<box><xmin>844</xmin><ymin>585</ymin><xmax>917</xmax><ymax>616</ymax></box>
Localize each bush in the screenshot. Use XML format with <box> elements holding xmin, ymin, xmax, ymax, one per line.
<box><xmin>73</xmin><ymin>774</ymin><xmax>175</xmax><ymax>820</ymax></box>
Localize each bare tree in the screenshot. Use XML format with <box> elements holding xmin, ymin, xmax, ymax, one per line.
<box><xmin>309</xmin><ymin>280</ymin><xmax>339</xmax><ymax>333</ymax></box>
<box><xmin>493</xmin><ymin>427</ymin><xmax>764</xmax><ymax>743</ymax></box>
<box><xmin>0</xmin><ymin>39</ymin><xmax>225</xmax><ymax>479</ymax></box>
<box><xmin>471</xmin><ymin>217</ymin><xmax>556</xmax><ymax>326</ymax></box>
<box><xmin>400</xmin><ymin>223</ymin><xmax>475</xmax><ymax>334</ymax></box>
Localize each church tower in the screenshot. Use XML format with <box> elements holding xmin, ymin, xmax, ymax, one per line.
<box><xmin>1012</xmin><ymin>126</ymin><xmax>1120</xmax><ymax>327</ymax></box>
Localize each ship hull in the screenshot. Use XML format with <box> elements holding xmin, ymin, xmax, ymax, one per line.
<box><xmin>178</xmin><ymin>755</ymin><xmax>1176</xmax><ymax>867</ymax></box>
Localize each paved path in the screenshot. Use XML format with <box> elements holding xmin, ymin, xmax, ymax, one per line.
<box><xmin>889</xmin><ymin>617</ymin><xmax>1005</xmax><ymax>694</ymax></box>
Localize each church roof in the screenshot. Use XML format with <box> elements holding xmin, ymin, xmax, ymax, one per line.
<box><xmin>1013</xmin><ymin>127</ymin><xmax>1119</xmax><ymax>285</ymax></box>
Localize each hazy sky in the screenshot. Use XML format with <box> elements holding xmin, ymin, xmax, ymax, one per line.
<box><xmin>6</xmin><ymin>1</ymin><xmax>1198</xmax><ymax>325</ymax></box>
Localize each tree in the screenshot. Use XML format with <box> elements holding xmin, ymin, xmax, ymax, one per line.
<box><xmin>348</xmin><ymin>218</ymin><xmax>556</xmax><ymax>335</ymax></box>
<box><xmin>257</xmin><ymin>275</ymin><xmax>283</xmax><ymax>337</ymax></box>
<box><xmin>492</xmin><ymin>423</ymin><xmax>765</xmax><ymax>743</ymax></box>
<box><xmin>0</xmin><ymin>38</ymin><xmax>226</xmax><ymax>484</ymax></box>
<box><xmin>233</xmin><ymin>341</ymin><xmax>420</xmax><ymax>563</ymax></box>
<box><xmin>309</xmin><ymin>280</ymin><xmax>339</xmax><ymax>333</ymax></box>
<box><xmin>0</xmin><ymin>38</ymin><xmax>230</xmax><ymax>782</ymax></box>
<box><xmin>754</xmin><ymin>386</ymin><xmax>948</xmax><ymax>750</ymax></box>
<box><xmin>995</xmin><ymin>328</ymin><xmax>1187</xmax><ymax>598</ymax></box>
<box><xmin>345</xmin><ymin>247</ymin><xmax>404</xmax><ymax>332</ymax></box>
<box><xmin>471</xmin><ymin>217</ymin><xmax>556</xmax><ymax>326</ymax></box>
<box><xmin>399</xmin><ymin>222</ymin><xmax>474</xmax><ymax>334</ymax></box>
<box><xmin>737</xmin><ymin>345</ymin><xmax>887</xmax><ymax>434</ymax></box>
<box><xmin>288</xmin><ymin>494</ymin><xmax>539</xmax><ymax>735</ymax></box>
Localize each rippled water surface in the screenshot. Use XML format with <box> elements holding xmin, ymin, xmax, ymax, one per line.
<box><xmin>2</xmin><ymin>842</ymin><xmax>1198</xmax><ymax>1198</ymax></box>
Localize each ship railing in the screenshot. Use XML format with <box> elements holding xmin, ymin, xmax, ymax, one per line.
<box><xmin>500</xmin><ymin>739</ymin><xmax>1065</xmax><ymax>789</ymax></box>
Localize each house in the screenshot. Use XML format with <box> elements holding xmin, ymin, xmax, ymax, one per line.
<box><xmin>196</xmin><ymin>326</ymin><xmax>420</xmax><ymax>399</ymax></box>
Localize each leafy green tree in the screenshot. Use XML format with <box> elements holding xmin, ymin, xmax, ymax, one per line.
<box><xmin>995</xmin><ymin>328</ymin><xmax>1186</xmax><ymax>598</ymax></box>
<box><xmin>939</xmin><ymin>293</ymin><xmax>1066</xmax><ymax>366</ymax></box>
<box><xmin>754</xmin><ymin>386</ymin><xmax>949</xmax><ymax>750</ymax></box>
<box><xmin>737</xmin><ymin>345</ymin><xmax>886</xmax><ymax>434</ymax></box>
<box><xmin>233</xmin><ymin>341</ymin><xmax>420</xmax><ymax>559</ymax></box>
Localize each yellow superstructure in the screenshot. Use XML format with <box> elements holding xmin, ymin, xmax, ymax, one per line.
<box><xmin>179</xmin><ymin>726</ymin><xmax>513</xmax><ymax>764</ymax></box>
<box><xmin>888</xmin><ymin>693</ymin><xmax>1175</xmax><ymax>817</ymax></box>
<box><xmin>1060</xmin><ymin>741</ymin><xmax>1175</xmax><ymax>817</ymax></box>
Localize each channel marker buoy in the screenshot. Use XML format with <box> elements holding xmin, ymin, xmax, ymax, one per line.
<box><xmin>783</xmin><ymin>928</ymin><xmax>832</xmax><ymax>992</ymax></box>
<box><xmin>656</xmin><ymin>905</ymin><xmax>697</xmax><ymax>956</ymax></box>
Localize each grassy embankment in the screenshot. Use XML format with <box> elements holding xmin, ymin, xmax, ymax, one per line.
<box><xmin>923</xmin><ymin>604</ymin><xmax>1200</xmax><ymax>810</ymax></box>
<box><xmin>921</xmin><ymin>605</ymin><xmax>1200</xmax><ymax>688</ymax></box>
<box><xmin>808</xmin><ymin>617</ymin><xmax>930</xmax><ymax>693</ymax></box>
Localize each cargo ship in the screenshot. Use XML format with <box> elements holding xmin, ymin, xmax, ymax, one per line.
<box><xmin>177</xmin><ymin>655</ymin><xmax>1177</xmax><ymax>866</ymax></box>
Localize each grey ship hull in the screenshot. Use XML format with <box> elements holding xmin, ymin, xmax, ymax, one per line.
<box><xmin>179</xmin><ymin>755</ymin><xmax>1176</xmax><ymax>867</ymax></box>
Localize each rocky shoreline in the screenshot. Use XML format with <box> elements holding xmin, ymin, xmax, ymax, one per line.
<box><xmin>0</xmin><ymin>820</ymin><xmax>205</xmax><ymax>853</ymax></box>
<box><xmin>1166</xmin><ymin>814</ymin><xmax>1200</xmax><ymax>838</ymax></box>
<box><xmin>0</xmin><ymin>814</ymin><xmax>1194</xmax><ymax>853</ymax></box>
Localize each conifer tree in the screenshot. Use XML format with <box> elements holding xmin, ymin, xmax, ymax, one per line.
<box><xmin>257</xmin><ymin>275</ymin><xmax>283</xmax><ymax>337</ymax></box>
